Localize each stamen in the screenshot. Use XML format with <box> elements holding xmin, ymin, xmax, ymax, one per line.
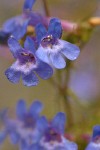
<box><xmin>20</xmin><ymin>52</ymin><xmax>36</xmax><ymax>63</ymax></box>
<box><xmin>21</xmin><ymin>52</ymin><xmax>29</xmax><ymax>56</ymax></box>
<box><xmin>42</xmin><ymin>35</ymin><xmax>53</xmax><ymax>42</ymax></box>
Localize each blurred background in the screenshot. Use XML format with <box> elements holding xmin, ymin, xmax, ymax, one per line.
<box><xmin>0</xmin><ymin>0</ymin><xmax>100</xmax><ymax>149</ymax></box>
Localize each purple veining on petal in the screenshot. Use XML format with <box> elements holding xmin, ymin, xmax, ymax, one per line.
<box><xmin>93</xmin><ymin>136</ymin><xmax>100</xmax><ymax>144</ymax></box>
<box><xmin>18</xmin><ymin>50</ymin><xmax>36</xmax><ymax>65</ymax></box>
<box><xmin>44</xmin><ymin>127</ymin><xmax>62</xmax><ymax>143</ymax></box>
<box><xmin>41</xmin><ymin>34</ymin><xmax>58</xmax><ymax>48</ymax></box>
<box><xmin>21</xmin><ymin>113</ymin><xmax>36</xmax><ymax>128</ymax></box>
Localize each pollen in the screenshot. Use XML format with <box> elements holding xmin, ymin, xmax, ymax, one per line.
<box><xmin>21</xmin><ymin>52</ymin><xmax>29</xmax><ymax>56</ymax></box>
<box><xmin>42</xmin><ymin>35</ymin><xmax>53</xmax><ymax>42</ymax></box>
<box><xmin>27</xmin><ymin>25</ymin><xmax>35</xmax><ymax>33</ymax></box>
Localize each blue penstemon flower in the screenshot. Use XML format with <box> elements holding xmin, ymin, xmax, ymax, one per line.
<box><xmin>85</xmin><ymin>125</ymin><xmax>100</xmax><ymax>150</ymax></box>
<box><xmin>35</xmin><ymin>18</ymin><xmax>80</xmax><ymax>69</ymax></box>
<box><xmin>2</xmin><ymin>0</ymin><xmax>47</xmax><ymax>40</ymax></box>
<box><xmin>5</xmin><ymin>36</ymin><xmax>53</xmax><ymax>86</ymax></box>
<box><xmin>0</xmin><ymin>100</ymin><xmax>44</xmax><ymax>145</ymax></box>
<box><xmin>3</xmin><ymin>15</ymin><xmax>29</xmax><ymax>40</ymax></box>
<box><xmin>20</xmin><ymin>115</ymin><xmax>48</xmax><ymax>150</ymax></box>
<box><xmin>0</xmin><ymin>102</ymin><xmax>78</xmax><ymax>150</ymax></box>
<box><xmin>31</xmin><ymin>112</ymin><xmax>78</xmax><ymax>150</ymax></box>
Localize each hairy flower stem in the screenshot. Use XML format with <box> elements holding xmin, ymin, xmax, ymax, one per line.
<box><xmin>49</xmin><ymin>61</ymin><xmax>74</xmax><ymax>128</ymax></box>
<box><xmin>62</xmin><ymin>92</ymin><xmax>74</xmax><ymax>128</ymax></box>
<box><xmin>42</xmin><ymin>0</ymin><xmax>50</xmax><ymax>17</ymax></box>
<box><xmin>59</xmin><ymin>61</ymin><xmax>74</xmax><ymax>128</ymax></box>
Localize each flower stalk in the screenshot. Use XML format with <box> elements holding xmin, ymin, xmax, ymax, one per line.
<box><xmin>42</xmin><ymin>0</ymin><xmax>50</xmax><ymax>17</ymax></box>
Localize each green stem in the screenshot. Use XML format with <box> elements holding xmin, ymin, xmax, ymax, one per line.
<box><xmin>42</xmin><ymin>0</ymin><xmax>50</xmax><ymax>17</ymax></box>
<box><xmin>62</xmin><ymin>92</ymin><xmax>74</xmax><ymax>128</ymax></box>
<box><xmin>60</xmin><ymin>61</ymin><xmax>74</xmax><ymax>128</ymax></box>
<box><xmin>49</xmin><ymin>61</ymin><xmax>74</xmax><ymax>128</ymax></box>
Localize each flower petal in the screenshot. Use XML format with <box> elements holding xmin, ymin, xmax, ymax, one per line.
<box><xmin>36</xmin><ymin>46</ymin><xmax>50</xmax><ymax>64</ymax></box>
<box><xmin>29</xmin><ymin>101</ymin><xmax>43</xmax><ymax>118</ymax></box>
<box><xmin>85</xmin><ymin>142</ymin><xmax>98</xmax><ymax>150</ymax></box>
<box><xmin>92</xmin><ymin>125</ymin><xmax>100</xmax><ymax>139</ymax></box>
<box><xmin>0</xmin><ymin>108</ymin><xmax>8</xmax><ymax>122</ymax></box>
<box><xmin>20</xmin><ymin>140</ymin><xmax>29</xmax><ymax>150</ymax></box>
<box><xmin>22</xmin><ymin>72</ymin><xmax>39</xmax><ymax>86</ymax></box>
<box><xmin>48</xmin><ymin>18</ymin><xmax>62</xmax><ymax>38</ymax></box>
<box><xmin>0</xmin><ymin>131</ymin><xmax>7</xmax><ymax>144</ymax></box>
<box><xmin>29</xmin><ymin>12</ymin><xmax>47</xmax><ymax>27</ymax></box>
<box><xmin>12</xmin><ymin>19</ymin><xmax>29</xmax><ymax>40</ymax></box>
<box><xmin>23</xmin><ymin>0</ymin><xmax>36</xmax><ymax>11</ymax></box>
<box><xmin>64</xmin><ymin>140</ymin><xmax>78</xmax><ymax>150</ymax></box>
<box><xmin>61</xmin><ymin>40</ymin><xmax>80</xmax><ymax>60</ymax></box>
<box><xmin>24</xmin><ymin>36</ymin><xmax>35</xmax><ymax>53</ymax></box>
<box><xmin>56</xmin><ymin>138</ymin><xmax>78</xmax><ymax>150</ymax></box>
<box><xmin>35</xmin><ymin>60</ymin><xmax>53</xmax><ymax>79</ymax></box>
<box><xmin>16</xmin><ymin>99</ymin><xmax>27</xmax><ymax>120</ymax></box>
<box><xmin>35</xmin><ymin>24</ymin><xmax>47</xmax><ymax>42</ymax></box>
<box><xmin>50</xmin><ymin>53</ymin><xmax>66</xmax><ymax>69</ymax></box>
<box><xmin>36</xmin><ymin>116</ymin><xmax>48</xmax><ymax>134</ymax></box>
<box><xmin>8</xmin><ymin>36</ymin><xmax>22</xmax><ymax>58</ymax></box>
<box><xmin>56</xmin><ymin>147</ymin><xmax>66</xmax><ymax>150</ymax></box>
<box><xmin>51</xmin><ymin>112</ymin><xmax>66</xmax><ymax>134</ymax></box>
<box><xmin>30</xmin><ymin>144</ymin><xmax>43</xmax><ymax>150</ymax></box>
<box><xmin>9</xmin><ymin>131</ymin><xmax>20</xmax><ymax>144</ymax></box>
<box><xmin>5</xmin><ymin>67</ymin><xmax>21</xmax><ymax>83</ymax></box>
<box><xmin>3</xmin><ymin>17</ymin><xmax>16</xmax><ymax>33</ymax></box>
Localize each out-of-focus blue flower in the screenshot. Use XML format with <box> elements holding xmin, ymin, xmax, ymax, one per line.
<box><xmin>0</xmin><ymin>108</ymin><xmax>8</xmax><ymax>122</ymax></box>
<box><xmin>35</xmin><ymin>18</ymin><xmax>80</xmax><ymax>69</ymax></box>
<box><xmin>0</xmin><ymin>109</ymin><xmax>8</xmax><ymax>144</ymax></box>
<box><xmin>5</xmin><ymin>36</ymin><xmax>53</xmax><ymax>86</ymax></box>
<box><xmin>2</xmin><ymin>0</ymin><xmax>47</xmax><ymax>40</ymax></box>
<box><xmin>0</xmin><ymin>131</ymin><xmax>7</xmax><ymax>144</ymax></box>
<box><xmin>0</xmin><ymin>109</ymin><xmax>20</xmax><ymax>144</ymax></box>
<box><xmin>85</xmin><ymin>125</ymin><xmax>100</xmax><ymax>150</ymax></box>
<box><xmin>3</xmin><ymin>15</ymin><xmax>29</xmax><ymax>40</ymax></box>
<box><xmin>0</xmin><ymin>100</ymin><xmax>44</xmax><ymax>145</ymax></box>
<box><xmin>37</xmin><ymin>112</ymin><xmax>78</xmax><ymax>150</ymax></box>
<box><xmin>19</xmin><ymin>141</ymin><xmax>43</xmax><ymax>150</ymax></box>
<box><xmin>0</xmin><ymin>104</ymin><xmax>78</xmax><ymax>150</ymax></box>
<box><xmin>16</xmin><ymin>99</ymin><xmax>43</xmax><ymax>127</ymax></box>
<box><xmin>23</xmin><ymin>0</ymin><xmax>36</xmax><ymax>11</ymax></box>
<box><xmin>20</xmin><ymin>116</ymin><xmax>48</xmax><ymax>150</ymax></box>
